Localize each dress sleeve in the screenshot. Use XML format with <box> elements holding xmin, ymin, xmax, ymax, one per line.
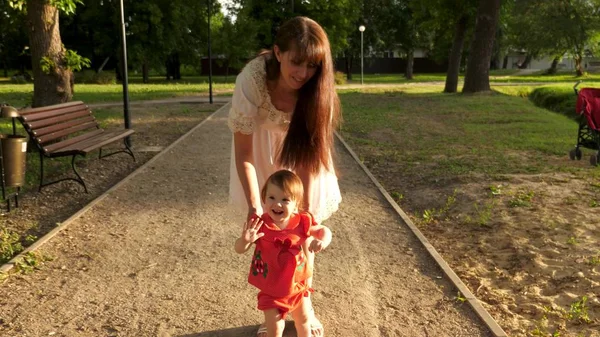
<box><xmin>228</xmin><ymin>65</ymin><xmax>262</xmax><ymax>134</ymax></box>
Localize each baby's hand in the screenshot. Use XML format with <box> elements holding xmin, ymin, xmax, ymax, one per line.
<box><xmin>242</xmin><ymin>216</ymin><xmax>264</xmax><ymax>244</ymax></box>
<box><xmin>308</xmin><ymin>239</ymin><xmax>327</xmax><ymax>253</ymax></box>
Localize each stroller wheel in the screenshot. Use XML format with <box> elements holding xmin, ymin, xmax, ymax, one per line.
<box><xmin>590</xmin><ymin>154</ymin><xmax>598</xmax><ymax>166</ymax></box>
<box><xmin>570</xmin><ymin>148</ymin><xmax>583</xmax><ymax>160</ymax></box>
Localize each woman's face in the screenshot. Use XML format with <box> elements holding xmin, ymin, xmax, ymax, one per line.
<box><xmin>275</xmin><ymin>46</ymin><xmax>319</xmax><ymax>91</ymax></box>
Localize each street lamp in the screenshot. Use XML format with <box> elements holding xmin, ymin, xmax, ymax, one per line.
<box><xmin>359</xmin><ymin>25</ymin><xmax>365</xmax><ymax>85</ymax></box>
<box><xmin>119</xmin><ymin>0</ymin><xmax>132</xmax><ymax>147</ymax></box>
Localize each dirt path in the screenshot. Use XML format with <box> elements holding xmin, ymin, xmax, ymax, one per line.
<box><xmin>0</xmin><ymin>105</ymin><xmax>494</xmax><ymax>336</ymax></box>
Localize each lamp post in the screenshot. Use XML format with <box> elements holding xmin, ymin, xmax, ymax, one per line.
<box><xmin>359</xmin><ymin>25</ymin><xmax>365</xmax><ymax>85</ymax></box>
<box><xmin>119</xmin><ymin>0</ymin><xmax>132</xmax><ymax>147</ymax></box>
<box><xmin>207</xmin><ymin>0</ymin><xmax>213</xmax><ymax>104</ymax></box>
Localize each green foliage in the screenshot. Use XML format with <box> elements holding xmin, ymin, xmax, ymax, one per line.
<box><xmin>473</xmin><ymin>200</ymin><xmax>495</xmax><ymax>226</ymax></box>
<box><xmin>508</xmin><ymin>190</ymin><xmax>535</xmax><ymax>208</ymax></box>
<box><xmin>74</xmin><ymin>70</ymin><xmax>116</xmax><ymax>84</ymax></box>
<box><xmin>9</xmin><ymin>0</ymin><xmax>82</xmax><ymax>15</ymax></box>
<box><xmin>334</xmin><ymin>71</ymin><xmax>347</xmax><ymax>85</ymax></box>
<box><xmin>566</xmin><ymin>296</ymin><xmax>591</xmax><ymax>323</ymax></box>
<box><xmin>40</xmin><ymin>56</ymin><xmax>56</xmax><ymax>75</ymax></box>
<box><xmin>14</xmin><ymin>251</ymin><xmax>47</xmax><ymax>274</ymax></box>
<box><xmin>64</xmin><ymin>49</ymin><xmax>91</xmax><ymax>72</ymax></box>
<box><xmin>39</xmin><ymin>50</ymin><xmax>90</xmax><ymax>74</ymax></box>
<box><xmin>50</xmin><ymin>0</ymin><xmax>83</xmax><ymax>15</ymax></box>
<box><xmin>390</xmin><ymin>191</ymin><xmax>404</xmax><ymax>203</ymax></box>
<box><xmin>0</xmin><ymin>228</ymin><xmax>24</xmax><ymax>264</ymax></box>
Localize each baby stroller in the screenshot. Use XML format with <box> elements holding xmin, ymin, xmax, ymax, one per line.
<box><xmin>569</xmin><ymin>81</ymin><xmax>600</xmax><ymax>166</ymax></box>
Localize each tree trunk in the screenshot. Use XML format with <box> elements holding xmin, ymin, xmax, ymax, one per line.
<box><xmin>444</xmin><ymin>15</ymin><xmax>468</xmax><ymax>93</ymax></box>
<box><xmin>225</xmin><ymin>59</ymin><xmax>229</xmax><ymax>81</ymax></box>
<box><xmin>546</xmin><ymin>57</ymin><xmax>559</xmax><ymax>75</ymax></box>
<box><xmin>142</xmin><ymin>61</ymin><xmax>149</xmax><ymax>83</ymax></box>
<box><xmin>502</xmin><ymin>55</ymin><xmax>508</xmax><ymax>69</ymax></box>
<box><xmin>575</xmin><ymin>52</ymin><xmax>584</xmax><ymax>77</ymax></box>
<box><xmin>462</xmin><ymin>0</ymin><xmax>501</xmax><ymax>93</ymax></box>
<box><xmin>345</xmin><ymin>54</ymin><xmax>353</xmax><ymax>80</ymax></box>
<box><xmin>174</xmin><ymin>53</ymin><xmax>181</xmax><ymax>80</ymax></box>
<box><xmin>27</xmin><ymin>0</ymin><xmax>73</xmax><ymax>107</ymax></box>
<box><xmin>518</xmin><ymin>54</ymin><xmax>532</xmax><ymax>69</ymax></box>
<box><xmin>405</xmin><ymin>49</ymin><xmax>414</xmax><ymax>80</ymax></box>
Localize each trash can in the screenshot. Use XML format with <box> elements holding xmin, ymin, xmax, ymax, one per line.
<box><xmin>1</xmin><ymin>134</ymin><xmax>28</xmax><ymax>187</ymax></box>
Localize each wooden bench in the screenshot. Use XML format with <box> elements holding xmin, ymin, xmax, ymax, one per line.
<box><xmin>18</xmin><ymin>101</ymin><xmax>135</xmax><ymax>193</ymax></box>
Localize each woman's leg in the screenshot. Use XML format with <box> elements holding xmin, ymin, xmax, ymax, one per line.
<box><xmin>304</xmin><ymin>251</ymin><xmax>324</xmax><ymax>337</ymax></box>
<box><xmin>263</xmin><ymin>308</ymin><xmax>285</xmax><ymax>337</ymax></box>
<box><xmin>291</xmin><ymin>297</ymin><xmax>311</xmax><ymax>337</ymax></box>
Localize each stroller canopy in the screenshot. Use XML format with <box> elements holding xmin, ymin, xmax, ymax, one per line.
<box><xmin>576</xmin><ymin>88</ymin><xmax>600</xmax><ymax>131</ymax></box>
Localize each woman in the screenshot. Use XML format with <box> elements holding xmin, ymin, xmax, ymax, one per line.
<box><xmin>228</xmin><ymin>16</ymin><xmax>341</xmax><ymax>337</ymax></box>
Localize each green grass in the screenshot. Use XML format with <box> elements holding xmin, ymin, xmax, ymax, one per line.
<box><xmin>338</xmin><ymin>85</ymin><xmax>599</xmax><ymax>178</ymax></box>
<box><xmin>0</xmin><ymin>79</ymin><xmax>235</xmax><ymax>107</ymax></box>
<box><xmin>345</xmin><ymin>71</ymin><xmax>600</xmax><ymax>84</ymax></box>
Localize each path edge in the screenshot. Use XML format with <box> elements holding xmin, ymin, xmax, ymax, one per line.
<box><xmin>335</xmin><ymin>130</ymin><xmax>508</xmax><ymax>337</ymax></box>
<box><xmin>0</xmin><ymin>103</ymin><xmax>230</xmax><ymax>275</ymax></box>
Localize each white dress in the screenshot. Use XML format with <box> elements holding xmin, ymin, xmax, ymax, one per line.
<box><xmin>228</xmin><ymin>56</ymin><xmax>341</xmax><ymax>223</ymax></box>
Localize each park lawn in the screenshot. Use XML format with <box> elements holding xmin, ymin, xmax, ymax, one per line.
<box><xmin>338</xmin><ymin>85</ymin><xmax>592</xmax><ymax>177</ymax></box>
<box><xmin>337</xmin><ymin>86</ymin><xmax>600</xmax><ymax>337</ymax></box>
<box><xmin>346</xmin><ymin>71</ymin><xmax>600</xmax><ymax>84</ymax></box>
<box><xmin>0</xmin><ymin>82</ymin><xmax>235</xmax><ymax>108</ymax></box>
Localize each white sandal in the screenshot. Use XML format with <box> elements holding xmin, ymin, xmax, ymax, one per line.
<box><xmin>256</xmin><ymin>324</ymin><xmax>267</xmax><ymax>336</ymax></box>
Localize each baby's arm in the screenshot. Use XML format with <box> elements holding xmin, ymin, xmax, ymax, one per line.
<box><xmin>234</xmin><ymin>216</ymin><xmax>264</xmax><ymax>254</ymax></box>
<box><xmin>307</xmin><ymin>224</ymin><xmax>332</xmax><ymax>253</ymax></box>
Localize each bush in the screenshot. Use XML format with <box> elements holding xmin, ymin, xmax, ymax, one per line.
<box><xmin>529</xmin><ymin>86</ymin><xmax>577</xmax><ymax>119</ymax></box>
<box><xmin>75</xmin><ymin>70</ymin><xmax>116</xmax><ymax>84</ymax></box>
<box><xmin>10</xmin><ymin>71</ymin><xmax>32</xmax><ymax>84</ymax></box>
<box><xmin>334</xmin><ymin>71</ymin><xmax>347</xmax><ymax>85</ymax></box>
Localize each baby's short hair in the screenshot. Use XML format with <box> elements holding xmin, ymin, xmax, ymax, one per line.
<box><xmin>261</xmin><ymin>170</ymin><xmax>304</xmax><ymax>209</ymax></box>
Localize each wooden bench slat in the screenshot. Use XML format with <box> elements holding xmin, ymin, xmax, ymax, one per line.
<box><xmin>37</xmin><ymin>122</ymin><xmax>99</xmax><ymax>145</ymax></box>
<box><xmin>21</xmin><ymin>104</ymin><xmax>89</xmax><ymax>122</ymax></box>
<box><xmin>18</xmin><ymin>101</ymin><xmax>85</xmax><ymax>116</ymax></box>
<box><xmin>43</xmin><ymin>129</ymin><xmax>105</xmax><ymax>154</ymax></box>
<box><xmin>27</xmin><ymin>110</ymin><xmax>93</xmax><ymax>129</ymax></box>
<box><xmin>16</xmin><ymin>100</ymin><xmax>135</xmax><ymax>193</ymax></box>
<box><xmin>59</xmin><ymin>129</ymin><xmax>135</xmax><ymax>154</ymax></box>
<box><xmin>34</xmin><ymin>116</ymin><xmax>97</xmax><ymax>137</ymax></box>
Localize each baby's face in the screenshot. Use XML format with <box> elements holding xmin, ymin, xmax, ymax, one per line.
<box><xmin>264</xmin><ymin>183</ymin><xmax>298</xmax><ymax>226</ymax></box>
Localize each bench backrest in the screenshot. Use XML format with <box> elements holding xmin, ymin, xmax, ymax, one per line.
<box><xmin>18</xmin><ymin>101</ymin><xmax>101</xmax><ymax>153</ymax></box>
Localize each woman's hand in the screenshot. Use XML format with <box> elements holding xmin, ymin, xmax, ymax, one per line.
<box><xmin>241</xmin><ymin>216</ymin><xmax>264</xmax><ymax>244</ymax></box>
<box><xmin>247</xmin><ymin>207</ymin><xmax>263</xmax><ymax>222</ymax></box>
<box><xmin>308</xmin><ymin>239</ymin><xmax>327</xmax><ymax>253</ymax></box>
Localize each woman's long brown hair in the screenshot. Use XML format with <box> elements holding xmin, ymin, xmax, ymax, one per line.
<box><xmin>262</xmin><ymin>16</ymin><xmax>341</xmax><ymax>176</ymax></box>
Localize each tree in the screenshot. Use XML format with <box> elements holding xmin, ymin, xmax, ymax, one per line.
<box><xmin>212</xmin><ymin>15</ymin><xmax>258</xmax><ymax>80</ymax></box>
<box><xmin>0</xmin><ymin>1</ymin><xmax>28</xmax><ymax>78</ymax></box>
<box><xmin>10</xmin><ymin>0</ymin><xmax>88</xmax><ymax>107</ymax></box>
<box><xmin>505</xmin><ymin>0</ymin><xmax>600</xmax><ymax>76</ymax></box>
<box><xmin>411</xmin><ymin>0</ymin><xmax>478</xmax><ymax>92</ymax></box>
<box><xmin>462</xmin><ymin>0</ymin><xmax>501</xmax><ymax>93</ymax></box>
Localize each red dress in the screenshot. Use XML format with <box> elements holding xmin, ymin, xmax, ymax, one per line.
<box><xmin>248</xmin><ymin>212</ymin><xmax>315</xmax><ymax>315</ymax></box>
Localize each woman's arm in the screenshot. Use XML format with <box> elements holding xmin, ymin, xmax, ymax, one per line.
<box><xmin>307</xmin><ymin>224</ymin><xmax>332</xmax><ymax>253</ymax></box>
<box><xmin>234</xmin><ymin>132</ymin><xmax>263</xmax><ymax>219</ymax></box>
<box><xmin>296</xmin><ymin>168</ymin><xmax>314</xmax><ymax>213</ymax></box>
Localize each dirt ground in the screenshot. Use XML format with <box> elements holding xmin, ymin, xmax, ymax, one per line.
<box><xmin>360</xmin><ymin>160</ymin><xmax>600</xmax><ymax>337</ymax></box>
<box><xmin>1</xmin><ymin>98</ymin><xmax>598</xmax><ymax>336</ymax></box>
<box><xmin>0</xmin><ymin>103</ymin><xmax>494</xmax><ymax>336</ymax></box>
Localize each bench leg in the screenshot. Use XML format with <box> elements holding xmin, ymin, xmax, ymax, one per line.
<box><xmin>38</xmin><ymin>154</ymin><xmax>88</xmax><ymax>193</ymax></box>
<box><xmin>98</xmin><ymin>140</ymin><xmax>136</xmax><ymax>162</ymax></box>
<box><xmin>38</xmin><ymin>152</ymin><xmax>44</xmax><ymax>192</ymax></box>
